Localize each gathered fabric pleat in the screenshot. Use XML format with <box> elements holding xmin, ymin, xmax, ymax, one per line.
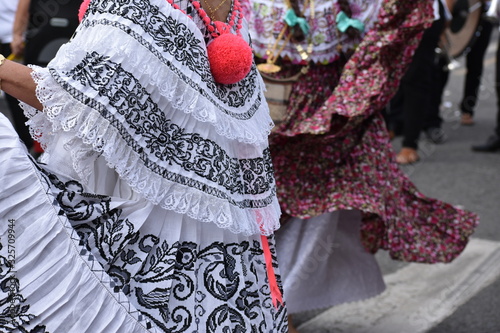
<box><xmin>0</xmin><ymin>115</ymin><xmax>153</xmax><ymax>332</ymax></box>
<box><xmin>0</xmin><ymin>114</ymin><xmax>287</xmax><ymax>332</ymax></box>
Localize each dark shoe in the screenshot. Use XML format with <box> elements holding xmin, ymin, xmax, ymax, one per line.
<box><xmin>425</xmin><ymin>127</ymin><xmax>447</xmax><ymax>144</ymax></box>
<box><xmin>471</xmin><ymin>134</ymin><xmax>500</xmax><ymax>152</ymax></box>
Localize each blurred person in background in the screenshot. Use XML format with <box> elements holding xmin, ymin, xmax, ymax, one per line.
<box><xmin>457</xmin><ymin>4</ymin><xmax>494</xmax><ymax>126</ymax></box>
<box><xmin>472</xmin><ymin>0</ymin><xmax>500</xmax><ymax>152</ymax></box>
<box><xmin>10</xmin><ymin>0</ymin><xmax>81</xmax><ymax>157</ymax></box>
<box><xmin>421</xmin><ymin>0</ymin><xmax>494</xmax><ymax>144</ymax></box>
<box><xmin>0</xmin><ymin>0</ymin><xmax>34</xmax><ymax>152</ymax></box>
<box><xmin>384</xmin><ymin>0</ymin><xmax>451</xmax><ymax>164</ymax></box>
<box><xmin>11</xmin><ymin>0</ymin><xmax>81</xmax><ymax>66</ymax></box>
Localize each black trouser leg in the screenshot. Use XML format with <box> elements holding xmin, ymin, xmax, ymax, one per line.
<box><xmin>401</xmin><ymin>16</ymin><xmax>444</xmax><ymax>149</ymax></box>
<box><xmin>460</xmin><ymin>19</ymin><xmax>494</xmax><ymax>116</ymax></box>
<box><xmin>385</xmin><ymin>87</ymin><xmax>404</xmax><ymax>135</ymax></box>
<box><xmin>495</xmin><ymin>33</ymin><xmax>500</xmax><ymax>136</ymax></box>
<box><xmin>425</xmin><ymin>54</ymin><xmax>449</xmax><ymax>130</ymax></box>
<box><xmin>401</xmin><ymin>76</ymin><xmax>431</xmax><ymax>149</ymax></box>
<box><xmin>4</xmin><ymin>94</ymin><xmax>33</xmax><ymax>149</ymax></box>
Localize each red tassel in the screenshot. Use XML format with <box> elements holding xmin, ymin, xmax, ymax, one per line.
<box><xmin>261</xmin><ymin>235</ymin><xmax>284</xmax><ymax>309</ymax></box>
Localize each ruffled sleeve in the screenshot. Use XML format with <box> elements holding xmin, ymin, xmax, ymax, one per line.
<box><xmin>20</xmin><ymin>0</ymin><xmax>281</xmax><ymax>236</ymax></box>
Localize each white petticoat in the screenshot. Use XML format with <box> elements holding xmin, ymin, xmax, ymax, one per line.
<box><xmin>276</xmin><ymin>210</ymin><xmax>385</xmax><ymax>314</ymax></box>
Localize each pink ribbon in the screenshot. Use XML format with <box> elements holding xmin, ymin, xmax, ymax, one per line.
<box><xmin>261</xmin><ymin>235</ymin><xmax>284</xmax><ymax>309</ymax></box>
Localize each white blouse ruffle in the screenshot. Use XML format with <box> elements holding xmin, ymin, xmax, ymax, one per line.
<box><xmin>21</xmin><ymin>0</ymin><xmax>281</xmax><ymax>236</ymax></box>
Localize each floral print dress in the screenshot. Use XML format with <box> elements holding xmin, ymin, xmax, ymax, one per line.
<box><xmin>252</xmin><ymin>0</ymin><xmax>479</xmax><ymax>264</ymax></box>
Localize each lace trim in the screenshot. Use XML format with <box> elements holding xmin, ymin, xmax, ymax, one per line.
<box><xmin>73</xmin><ymin>0</ymin><xmax>275</xmax><ymax>145</ymax></box>
<box><xmin>21</xmin><ymin>68</ymin><xmax>281</xmax><ymax>236</ymax></box>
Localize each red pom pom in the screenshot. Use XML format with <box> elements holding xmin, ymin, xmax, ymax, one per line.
<box><xmin>78</xmin><ymin>0</ymin><xmax>92</xmax><ymax>22</ymax></box>
<box><xmin>207</xmin><ymin>34</ymin><xmax>253</xmax><ymax>85</ymax></box>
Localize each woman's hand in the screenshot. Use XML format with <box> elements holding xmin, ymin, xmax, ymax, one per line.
<box><xmin>10</xmin><ymin>34</ymin><xmax>25</xmax><ymax>57</ymax></box>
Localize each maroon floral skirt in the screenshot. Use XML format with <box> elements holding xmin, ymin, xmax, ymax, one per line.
<box><xmin>268</xmin><ymin>0</ymin><xmax>479</xmax><ymax>264</ymax></box>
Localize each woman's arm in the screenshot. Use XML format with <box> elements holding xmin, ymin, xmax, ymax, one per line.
<box><xmin>0</xmin><ymin>56</ymin><xmax>42</xmax><ymax>110</ymax></box>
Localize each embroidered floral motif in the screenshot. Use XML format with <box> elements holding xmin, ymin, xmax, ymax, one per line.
<box><xmin>52</xmin><ymin>52</ymin><xmax>275</xmax><ymax>201</ymax></box>
<box><xmin>85</xmin><ymin>0</ymin><xmax>260</xmax><ymax>110</ymax></box>
<box><xmin>40</xmin><ymin>168</ymin><xmax>287</xmax><ymax>332</ymax></box>
<box><xmin>0</xmin><ymin>243</ymin><xmax>50</xmax><ymax>333</ymax></box>
<box><xmin>23</xmin><ymin>0</ymin><xmax>281</xmax><ymax>236</ymax></box>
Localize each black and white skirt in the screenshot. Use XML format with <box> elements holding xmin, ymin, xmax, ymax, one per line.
<box><xmin>0</xmin><ymin>114</ymin><xmax>287</xmax><ymax>332</ymax></box>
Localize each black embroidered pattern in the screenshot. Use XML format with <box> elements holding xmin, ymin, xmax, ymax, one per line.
<box><xmin>0</xmin><ymin>243</ymin><xmax>50</xmax><ymax>333</ymax></box>
<box><xmin>39</xmin><ymin>169</ymin><xmax>288</xmax><ymax>333</ymax></box>
<box><xmin>50</xmin><ymin>52</ymin><xmax>275</xmax><ymax>204</ymax></box>
<box><xmin>84</xmin><ymin>0</ymin><xmax>261</xmax><ymax>111</ymax></box>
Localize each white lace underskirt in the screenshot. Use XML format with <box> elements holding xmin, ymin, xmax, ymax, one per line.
<box><xmin>276</xmin><ymin>210</ymin><xmax>386</xmax><ymax>314</ymax></box>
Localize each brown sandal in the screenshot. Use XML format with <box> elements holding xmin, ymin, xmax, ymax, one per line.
<box><xmin>396</xmin><ymin>148</ymin><xmax>420</xmax><ymax>165</ymax></box>
<box><xmin>461</xmin><ymin>113</ymin><xmax>474</xmax><ymax>126</ymax></box>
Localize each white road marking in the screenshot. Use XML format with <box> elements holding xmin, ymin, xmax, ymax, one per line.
<box><xmin>297</xmin><ymin>238</ymin><xmax>500</xmax><ymax>333</ymax></box>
